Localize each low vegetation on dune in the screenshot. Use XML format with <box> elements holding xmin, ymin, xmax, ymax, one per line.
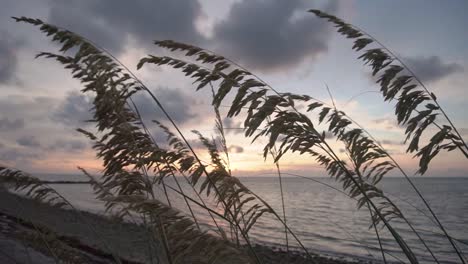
<box><xmin>0</xmin><ymin>9</ymin><xmax>467</xmax><ymax>264</ymax></box>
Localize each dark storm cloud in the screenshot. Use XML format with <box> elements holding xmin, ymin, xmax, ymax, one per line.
<box><xmin>0</xmin><ymin>95</ymin><xmax>57</xmax><ymax>123</ymax></box>
<box><xmin>16</xmin><ymin>134</ymin><xmax>87</xmax><ymax>153</ymax></box>
<box><xmin>53</xmin><ymin>88</ymin><xmax>199</xmax><ymax>129</ymax></box>
<box><xmin>0</xmin><ymin>94</ymin><xmax>89</xmax><ymax>162</ymax></box>
<box><xmin>0</xmin><ymin>146</ymin><xmax>38</xmax><ymax>162</ymax></box>
<box><xmin>17</xmin><ymin>134</ymin><xmax>86</xmax><ymax>153</ymax></box>
<box><xmin>405</xmin><ymin>56</ymin><xmax>463</xmax><ymax>83</ymax></box>
<box><xmin>48</xmin><ymin>0</ymin><xmax>204</xmax><ymax>54</ymax></box>
<box><xmin>0</xmin><ymin>117</ymin><xmax>24</xmax><ymax>131</ymax></box>
<box><xmin>132</xmin><ymin>87</ymin><xmax>198</xmax><ymax>124</ymax></box>
<box><xmin>16</xmin><ymin>135</ymin><xmax>41</xmax><ymax>148</ymax></box>
<box><xmin>53</xmin><ymin>92</ymin><xmax>93</xmax><ymax>127</ymax></box>
<box><xmin>48</xmin><ymin>139</ymin><xmax>87</xmax><ymax>153</ymax></box>
<box><xmin>0</xmin><ymin>32</ymin><xmax>19</xmax><ymax>84</ymax></box>
<box><xmin>213</xmin><ymin>0</ymin><xmax>339</xmax><ymax>72</ymax></box>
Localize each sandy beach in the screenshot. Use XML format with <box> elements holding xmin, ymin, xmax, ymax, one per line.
<box><xmin>0</xmin><ymin>188</ymin><xmax>166</xmax><ymax>263</ymax></box>
<box><xmin>0</xmin><ymin>188</ymin><xmax>372</xmax><ymax>264</ymax></box>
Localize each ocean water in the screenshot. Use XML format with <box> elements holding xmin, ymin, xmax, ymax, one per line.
<box><xmin>35</xmin><ymin>174</ymin><xmax>468</xmax><ymax>263</ymax></box>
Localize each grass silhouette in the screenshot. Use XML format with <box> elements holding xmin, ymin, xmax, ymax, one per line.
<box><xmin>0</xmin><ymin>9</ymin><xmax>466</xmax><ymax>264</ymax></box>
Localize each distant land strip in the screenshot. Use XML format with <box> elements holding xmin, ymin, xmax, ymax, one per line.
<box><xmin>39</xmin><ymin>180</ymin><xmax>91</xmax><ymax>184</ymax></box>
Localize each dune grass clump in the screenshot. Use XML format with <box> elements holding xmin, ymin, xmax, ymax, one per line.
<box><xmin>0</xmin><ymin>8</ymin><xmax>465</xmax><ymax>264</ymax></box>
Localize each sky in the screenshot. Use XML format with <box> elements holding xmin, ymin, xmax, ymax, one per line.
<box><xmin>0</xmin><ymin>0</ymin><xmax>467</xmax><ymax>177</ymax></box>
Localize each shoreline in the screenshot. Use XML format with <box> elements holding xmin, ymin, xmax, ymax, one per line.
<box><xmin>0</xmin><ymin>189</ymin><xmax>372</xmax><ymax>264</ymax></box>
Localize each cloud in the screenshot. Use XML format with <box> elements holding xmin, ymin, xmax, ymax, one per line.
<box><xmin>53</xmin><ymin>91</ymin><xmax>93</xmax><ymax>127</ymax></box>
<box><xmin>0</xmin><ymin>146</ymin><xmax>38</xmax><ymax>162</ymax></box>
<box><xmin>132</xmin><ymin>87</ymin><xmax>199</xmax><ymax>125</ymax></box>
<box><xmin>0</xmin><ymin>117</ymin><xmax>24</xmax><ymax>131</ymax></box>
<box><xmin>213</xmin><ymin>0</ymin><xmax>339</xmax><ymax>72</ymax></box>
<box><xmin>373</xmin><ymin>118</ymin><xmax>390</xmax><ymax>124</ymax></box>
<box><xmin>53</xmin><ymin>87</ymin><xmax>200</xmax><ymax>128</ymax></box>
<box><xmin>460</xmin><ymin>128</ymin><xmax>468</xmax><ymax>136</ymax></box>
<box><xmin>184</xmin><ymin>138</ymin><xmax>206</xmax><ymax>151</ymax></box>
<box><xmin>16</xmin><ymin>135</ymin><xmax>41</xmax><ymax>148</ymax></box>
<box><xmin>17</xmin><ymin>134</ymin><xmax>87</xmax><ymax>153</ymax></box>
<box><xmin>0</xmin><ymin>95</ymin><xmax>91</xmax><ymax>168</ymax></box>
<box><xmin>323</xmin><ymin>131</ymin><xmax>334</xmax><ymax>139</ymax></box>
<box><xmin>379</xmin><ymin>139</ymin><xmax>404</xmax><ymax>146</ymax></box>
<box><xmin>223</xmin><ymin>117</ymin><xmax>244</xmax><ymax>135</ymax></box>
<box><xmin>48</xmin><ymin>139</ymin><xmax>87</xmax><ymax>153</ymax></box>
<box><xmin>372</xmin><ymin>117</ymin><xmax>400</xmax><ymax>130</ymax></box>
<box><xmin>48</xmin><ymin>0</ymin><xmax>205</xmax><ymax>54</ymax></box>
<box><xmin>228</xmin><ymin>145</ymin><xmax>244</xmax><ymax>153</ymax></box>
<box><xmin>0</xmin><ymin>95</ymin><xmax>58</xmax><ymax>122</ymax></box>
<box><xmin>0</xmin><ymin>31</ymin><xmax>19</xmax><ymax>84</ymax></box>
<box><xmin>0</xmin><ymin>95</ymin><xmax>58</xmax><ymax>147</ymax></box>
<box><xmin>404</xmin><ymin>56</ymin><xmax>463</xmax><ymax>83</ymax></box>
